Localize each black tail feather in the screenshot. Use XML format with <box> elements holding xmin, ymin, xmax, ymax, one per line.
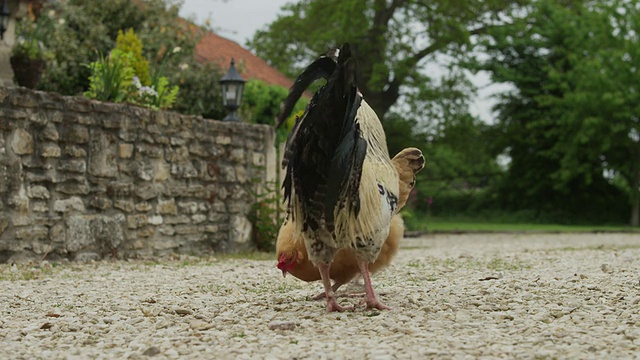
<box><xmin>275</xmin><ymin>55</ymin><xmax>337</xmax><ymax>128</ymax></box>
<box><xmin>281</xmin><ymin>43</ymin><xmax>366</xmax><ymax>228</ymax></box>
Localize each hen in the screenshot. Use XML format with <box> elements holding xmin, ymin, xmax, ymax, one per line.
<box><xmin>275</xmin><ymin>43</ymin><xmax>422</xmax><ymax>312</ymax></box>
<box><xmin>276</xmin><ymin>148</ymin><xmax>425</xmax><ymax>297</ymax></box>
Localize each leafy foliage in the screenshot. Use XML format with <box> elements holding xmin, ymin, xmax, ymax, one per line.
<box><xmin>13</xmin><ymin>6</ymin><xmax>55</xmax><ymax>62</ymax></box>
<box><xmin>475</xmin><ymin>0</ymin><xmax>634</xmax><ymax>224</ymax></box>
<box><xmin>249</xmin><ymin>0</ymin><xmax>531</xmax><ymax>118</ymax></box>
<box><xmin>116</xmin><ymin>29</ymin><xmax>151</xmax><ymax>86</ymax></box>
<box><xmin>84</xmin><ymin>50</ymin><xmax>135</xmax><ymax>103</ymax></box>
<box><xmin>22</xmin><ymin>0</ymin><xmax>225</xmax><ymax>118</ymax></box>
<box><xmin>84</xmin><ymin>29</ymin><xmax>179</xmax><ymax>110</ymax></box>
<box><xmin>239</xmin><ymin>79</ymin><xmax>308</xmax><ymax>143</ymax></box>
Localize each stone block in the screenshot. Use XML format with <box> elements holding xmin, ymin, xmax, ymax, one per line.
<box><xmin>28</xmin><ymin>185</ymin><xmax>50</xmax><ymax>199</ymax></box>
<box><xmin>166</xmin><ymin>145</ymin><xmax>190</xmax><ymax>163</ymax></box>
<box><xmin>88</xmin><ymin>131</ymin><xmax>117</xmax><ymax>178</ymax></box>
<box><xmin>114</xmin><ymin>200</ymin><xmax>134</xmax><ymax>212</ymax></box>
<box><xmin>127</xmin><ymin>214</ymin><xmax>148</xmax><ymax>229</ymax></box>
<box><xmin>136</xmin><ymin>144</ymin><xmax>163</xmax><ymax>158</ymax></box>
<box><xmin>137</xmin><ymin>227</ymin><xmax>154</xmax><ymax>238</ymax></box>
<box><xmin>65</xmin><ymin>216</ymin><xmax>92</xmax><ymax>252</ymax></box>
<box><xmin>119</xmin><ymin>143</ymin><xmax>134</xmax><ymax>158</ymax></box>
<box><xmin>253</xmin><ymin>152</ymin><xmax>266</xmax><ymax>167</ymax></box>
<box><xmin>174</xmin><ymin>225</ymin><xmax>198</xmax><ymax>235</ymax></box>
<box><xmin>135</xmin><ymin>202</ymin><xmax>153</xmax><ymax>212</ymax></box>
<box><xmin>64</xmin><ymin>125</ymin><xmax>89</xmax><ymax>144</ymax></box>
<box><xmin>50</xmin><ymin>223</ymin><xmax>65</xmax><ymax>244</ymax></box>
<box><xmin>41</xmin><ymin>143</ymin><xmax>62</xmax><ymax>158</ymax></box>
<box><xmin>170</xmin><ymin>137</ymin><xmax>185</xmax><ymax>146</ymax></box>
<box><xmin>0</xmin><ymin>217</ymin><xmax>9</xmax><ymax>236</ymax></box>
<box><xmin>41</xmin><ymin>123</ymin><xmax>59</xmax><ymax>141</ymax></box>
<box><xmin>53</xmin><ymin>197</ymin><xmax>85</xmax><ymax>213</ymax></box>
<box><xmin>157</xmin><ymin>198</ymin><xmax>178</xmax><ymax>215</ymax></box>
<box><xmin>15</xmin><ymin>226</ymin><xmax>48</xmax><ymax>241</ymax></box>
<box><xmin>65</xmin><ymin>215</ymin><xmax>125</xmax><ymax>252</ymax></box>
<box><xmin>11</xmin><ymin>91</ymin><xmax>39</xmax><ymax>108</ymax></box>
<box><xmin>192</xmin><ymin>214</ymin><xmax>207</xmax><ymax>224</ymax></box>
<box><xmin>188</xmin><ymin>143</ymin><xmax>209</xmax><ymax>157</ymax></box>
<box><xmin>164</xmin><ymin>215</ymin><xmax>190</xmax><ymax>225</ymax></box>
<box><xmin>235</xmin><ymin>166</ymin><xmax>248</xmax><ymax>183</ymax></box>
<box><xmin>58</xmin><ymin>159</ymin><xmax>87</xmax><ymax>173</ymax></box>
<box><xmin>66</xmin><ymin>97</ymin><xmax>93</xmax><ymax>112</ymax></box>
<box><xmin>10</xmin><ymin>128</ymin><xmax>34</xmax><ymax>155</ymax></box>
<box><xmin>229</xmin><ymin>215</ymin><xmax>252</xmax><ymax>245</ymax></box>
<box><xmin>135</xmin><ymin>183</ymin><xmax>162</xmax><ymax>200</ymax></box>
<box><xmin>32</xmin><ymin>201</ymin><xmax>49</xmax><ymax>213</ymax></box>
<box><xmin>171</xmin><ymin>163</ymin><xmax>198</xmax><ymax>178</ymax></box>
<box><xmin>177</xmin><ymin>201</ymin><xmax>198</xmax><ymax>214</ymax></box>
<box><xmin>56</xmin><ymin>181</ymin><xmax>90</xmax><ymax>195</ymax></box>
<box><xmin>90</xmin><ymin>196</ymin><xmax>113</xmax><ymax>210</ymax></box>
<box><xmin>64</xmin><ymin>145</ymin><xmax>87</xmax><ymax>158</ymax></box>
<box><xmin>230</xmin><ymin>148</ymin><xmax>245</xmax><ymax>162</ymax></box>
<box><xmin>158</xmin><ymin>225</ymin><xmax>175</xmax><ymax>236</ymax></box>
<box><xmin>148</xmin><ymin>215</ymin><xmax>163</xmax><ymax>225</ymax></box>
<box><xmin>216</xmin><ymin>134</ymin><xmax>231</xmax><ymax>145</ymax></box>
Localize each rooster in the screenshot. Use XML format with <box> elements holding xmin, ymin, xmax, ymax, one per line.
<box><xmin>276</xmin><ymin>147</ymin><xmax>425</xmax><ymax>298</ymax></box>
<box><xmin>275</xmin><ymin>43</ymin><xmax>423</xmax><ymax>312</ymax></box>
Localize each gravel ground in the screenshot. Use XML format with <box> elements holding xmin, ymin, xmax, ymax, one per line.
<box><xmin>1</xmin><ymin>233</ymin><xmax>639</xmax><ymax>359</ymax></box>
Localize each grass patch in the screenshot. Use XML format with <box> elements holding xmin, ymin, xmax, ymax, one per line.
<box><xmin>0</xmin><ymin>264</ymin><xmax>56</xmax><ymax>281</ymax></box>
<box><xmin>406</xmin><ymin>256</ymin><xmax>530</xmax><ymax>272</ymax></box>
<box><xmin>408</xmin><ymin>218</ymin><xmax>638</xmax><ymax>233</ymax></box>
<box><xmin>213</xmin><ymin>252</ymin><xmax>275</xmax><ymax>261</ymax></box>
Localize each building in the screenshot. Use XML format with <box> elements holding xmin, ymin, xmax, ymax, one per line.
<box><xmin>195</xmin><ymin>31</ymin><xmax>293</xmax><ymax>89</ymax></box>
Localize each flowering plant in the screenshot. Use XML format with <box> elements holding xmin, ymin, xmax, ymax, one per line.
<box><xmin>84</xmin><ymin>30</ymin><xmax>179</xmax><ymax>109</ymax></box>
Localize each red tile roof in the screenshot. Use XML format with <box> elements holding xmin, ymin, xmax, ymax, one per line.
<box><xmin>195</xmin><ymin>32</ymin><xmax>293</xmax><ymax>89</ymax></box>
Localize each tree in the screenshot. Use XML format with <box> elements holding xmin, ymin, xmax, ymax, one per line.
<box><xmin>248</xmin><ymin>0</ymin><xmax>530</xmax><ymax>119</ymax></box>
<box><xmin>542</xmin><ymin>0</ymin><xmax>640</xmax><ymax>226</ymax></box>
<box><xmin>477</xmin><ymin>0</ymin><xmax>633</xmax><ymax>224</ymax></box>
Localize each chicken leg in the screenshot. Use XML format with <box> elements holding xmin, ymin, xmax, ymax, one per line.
<box><xmin>357</xmin><ymin>259</ymin><xmax>391</xmax><ymax>310</ymax></box>
<box><xmin>311</xmin><ymin>281</ymin><xmax>345</xmax><ymax>300</ymax></box>
<box><xmin>318</xmin><ymin>264</ymin><xmax>354</xmax><ymax>312</ymax></box>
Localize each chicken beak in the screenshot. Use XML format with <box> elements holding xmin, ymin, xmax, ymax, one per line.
<box><xmin>281</xmin><ymin>269</ymin><xmax>287</xmax><ymax>278</ymax></box>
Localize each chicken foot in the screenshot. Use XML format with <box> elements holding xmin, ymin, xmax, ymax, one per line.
<box><xmin>357</xmin><ymin>259</ymin><xmax>391</xmax><ymax>310</ymax></box>
<box><xmin>311</xmin><ymin>281</ymin><xmax>347</xmax><ymax>300</ymax></box>
<box><xmin>318</xmin><ymin>264</ymin><xmax>354</xmax><ymax>312</ymax></box>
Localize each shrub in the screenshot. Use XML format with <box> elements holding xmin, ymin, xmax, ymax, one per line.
<box><xmin>115</xmin><ymin>29</ymin><xmax>151</xmax><ymax>86</ymax></box>
<box><xmin>84</xmin><ymin>50</ymin><xmax>134</xmax><ymax>102</ymax></box>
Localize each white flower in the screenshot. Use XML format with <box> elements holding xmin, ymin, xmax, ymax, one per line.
<box><xmin>139</xmin><ymin>86</ymin><xmax>158</xmax><ymax>98</ymax></box>
<box><xmin>172</xmin><ymin>46</ymin><xmax>182</xmax><ymax>54</ymax></box>
<box><xmin>48</xmin><ymin>10</ymin><xmax>55</xmax><ymax>18</ymax></box>
<box><xmin>179</xmin><ymin>63</ymin><xmax>189</xmax><ymax>71</ymax></box>
<box><xmin>58</xmin><ymin>19</ymin><xmax>66</xmax><ymax>25</ymax></box>
<box><xmin>132</xmin><ymin>76</ymin><xmax>142</xmax><ymax>88</ymax></box>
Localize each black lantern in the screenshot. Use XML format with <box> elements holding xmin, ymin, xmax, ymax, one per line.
<box><xmin>219</xmin><ymin>58</ymin><xmax>246</xmax><ymax>122</ymax></box>
<box><xmin>0</xmin><ymin>0</ymin><xmax>10</xmax><ymax>40</ymax></box>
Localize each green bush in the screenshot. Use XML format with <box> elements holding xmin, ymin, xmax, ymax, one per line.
<box><xmin>116</xmin><ymin>28</ymin><xmax>151</xmax><ymax>86</ymax></box>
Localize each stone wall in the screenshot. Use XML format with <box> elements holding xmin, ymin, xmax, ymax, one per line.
<box><xmin>0</xmin><ymin>87</ymin><xmax>276</xmax><ymax>263</ymax></box>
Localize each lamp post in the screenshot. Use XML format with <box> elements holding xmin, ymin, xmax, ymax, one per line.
<box><xmin>219</xmin><ymin>58</ymin><xmax>246</xmax><ymax>122</ymax></box>
<box><xmin>0</xmin><ymin>1</ymin><xmax>10</xmax><ymax>40</ymax></box>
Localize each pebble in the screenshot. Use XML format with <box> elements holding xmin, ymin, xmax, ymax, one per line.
<box><xmin>0</xmin><ymin>233</ymin><xmax>638</xmax><ymax>359</ymax></box>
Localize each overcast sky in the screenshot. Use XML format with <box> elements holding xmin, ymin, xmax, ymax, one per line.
<box><xmin>179</xmin><ymin>0</ymin><xmax>291</xmax><ymax>45</ymax></box>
